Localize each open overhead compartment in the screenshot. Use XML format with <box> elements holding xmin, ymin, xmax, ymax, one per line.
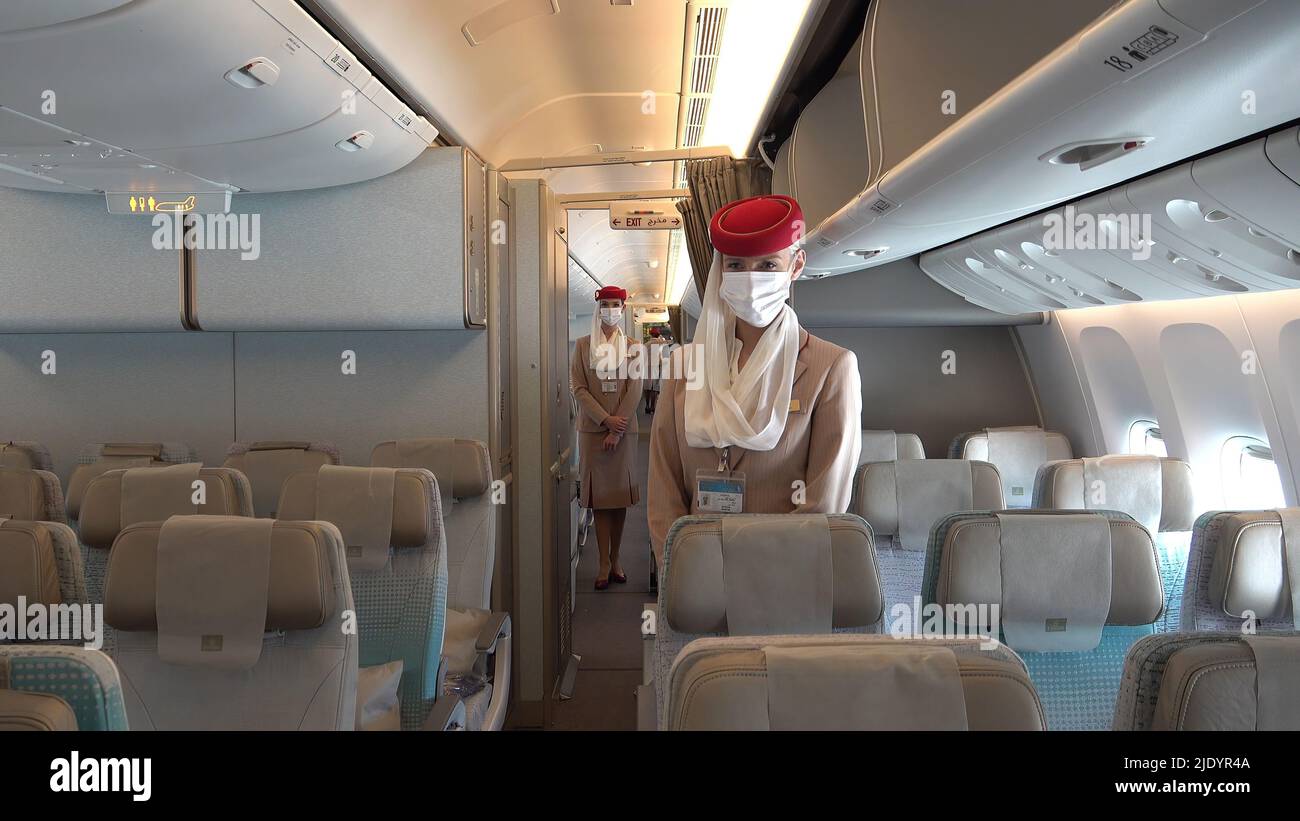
<box><xmin>0</xmin><ymin>0</ymin><xmax>437</xmax><ymax>196</ymax></box>
<box><xmin>920</xmin><ymin>126</ymin><xmax>1300</xmax><ymax>313</ymax></box>
<box><xmin>784</xmin><ymin>0</ymin><xmax>1298</xmax><ymax>277</ymax></box>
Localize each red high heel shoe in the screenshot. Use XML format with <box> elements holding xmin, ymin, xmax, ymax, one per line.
<box><xmin>609</xmin><ymin>569</ymin><xmax>627</xmax><ymax>584</ymax></box>
<box><xmin>594</xmin><ymin>576</ymin><xmax>610</xmax><ymax>591</ymax></box>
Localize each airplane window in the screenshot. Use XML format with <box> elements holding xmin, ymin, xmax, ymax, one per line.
<box><xmin>1221</xmin><ymin>436</ymin><xmax>1286</xmax><ymax>508</ymax></box>
<box><xmin>1127</xmin><ymin>420</ymin><xmax>1167</xmax><ymax>457</ymax></box>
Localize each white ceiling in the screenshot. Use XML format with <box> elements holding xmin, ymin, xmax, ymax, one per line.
<box><xmin>316</xmin><ymin>0</ymin><xmax>697</xmax><ymax>300</ymax></box>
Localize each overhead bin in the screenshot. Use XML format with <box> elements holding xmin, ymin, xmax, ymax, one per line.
<box><xmin>790</xmin><ymin>0</ymin><xmax>1299</xmax><ymax>277</ymax></box>
<box><xmin>0</xmin><ymin>186</ymin><xmax>183</xmax><ymax>331</ymax></box>
<box><xmin>920</xmin><ymin>127</ymin><xmax>1300</xmax><ymax>313</ymax></box>
<box><xmin>0</xmin><ymin>0</ymin><xmax>436</xmax><ymax>195</ymax></box>
<box><xmin>191</xmin><ymin>147</ymin><xmax>487</xmax><ymax>331</ymax></box>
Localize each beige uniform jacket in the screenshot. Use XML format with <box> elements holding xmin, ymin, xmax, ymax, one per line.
<box><xmin>647</xmin><ymin>328</ymin><xmax>863</xmax><ymax>563</ymax></box>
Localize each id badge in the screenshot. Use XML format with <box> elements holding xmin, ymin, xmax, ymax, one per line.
<box><xmin>601</xmin><ymin>381</ymin><xmax>618</xmax><ymax>393</ymax></box>
<box><xmin>696</xmin><ymin>469</ymin><xmax>745</xmax><ymax>514</ymax></box>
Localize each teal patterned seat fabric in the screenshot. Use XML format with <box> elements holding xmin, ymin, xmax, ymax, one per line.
<box><xmin>277</xmin><ymin>466</ymin><xmax>448</xmax><ymax>731</ymax></box>
<box><xmin>653</xmin><ymin>513</ymin><xmax>883</xmax><ymax>727</ymax></box>
<box><xmin>1182</xmin><ymin>509</ymin><xmax>1300</xmax><ymax>633</ymax></box>
<box><xmin>1114</xmin><ymin>631</ymin><xmax>1300</xmax><ymax>730</ymax></box>
<box><xmin>0</xmin><ymin>646</ymin><xmax>128</xmax><ymax>730</ymax></box>
<box><xmin>925</xmin><ymin>509</ymin><xmax>1164</xmax><ymax>730</ymax></box>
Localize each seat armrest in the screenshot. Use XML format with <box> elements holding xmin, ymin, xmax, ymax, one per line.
<box><xmin>476</xmin><ymin>611</ymin><xmax>512</xmax><ymax>654</ymax></box>
<box><xmin>636</xmin><ymin>685</ymin><xmax>656</xmax><ymax>731</ymax></box>
<box><xmin>423</xmin><ymin>696</ymin><xmax>467</xmax><ymax>731</ymax></box>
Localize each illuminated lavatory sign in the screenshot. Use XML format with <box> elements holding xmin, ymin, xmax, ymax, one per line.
<box><xmin>105</xmin><ymin>191</ymin><xmax>232</xmax><ymax>215</ymax></box>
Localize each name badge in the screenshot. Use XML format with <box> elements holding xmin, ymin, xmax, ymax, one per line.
<box><xmin>696</xmin><ymin>470</ymin><xmax>745</xmax><ymax>514</ymax></box>
<box><xmin>601</xmin><ymin>381</ymin><xmax>618</xmax><ymax>393</ymax></box>
<box><xmin>788</xmin><ymin>399</ymin><xmax>802</xmax><ymax>413</ymax></box>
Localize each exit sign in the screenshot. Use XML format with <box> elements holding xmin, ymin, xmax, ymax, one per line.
<box><xmin>609</xmin><ymin>201</ymin><xmax>682</xmax><ymax>231</ymax></box>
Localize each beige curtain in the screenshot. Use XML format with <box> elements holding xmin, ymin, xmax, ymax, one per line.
<box><xmin>677</xmin><ymin>158</ymin><xmax>771</xmax><ymax>301</ymax></box>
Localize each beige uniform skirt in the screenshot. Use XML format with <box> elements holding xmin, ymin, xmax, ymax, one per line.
<box><xmin>579</xmin><ymin>430</ymin><xmax>640</xmax><ymax>509</ymax></box>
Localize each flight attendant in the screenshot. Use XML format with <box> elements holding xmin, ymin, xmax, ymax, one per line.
<box><xmin>571</xmin><ymin>286</ymin><xmax>643</xmax><ymax>589</ymax></box>
<box><xmin>648</xmin><ymin>194</ymin><xmax>862</xmax><ymax>563</ymax></box>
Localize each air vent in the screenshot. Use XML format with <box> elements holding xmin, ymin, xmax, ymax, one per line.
<box><xmin>223</xmin><ymin>57</ymin><xmax>280</xmax><ymax>89</ymax></box>
<box><xmin>335</xmin><ymin>131</ymin><xmax>375</xmax><ymax>152</ymax></box>
<box><xmin>843</xmin><ymin>248</ymin><xmax>887</xmax><ymax>259</ymax></box>
<box><xmin>678</xmin><ymin>4</ymin><xmax>727</xmax><ymax>184</ymax></box>
<box><xmin>462</xmin><ymin>0</ymin><xmax>561</xmax><ymax>47</ymax></box>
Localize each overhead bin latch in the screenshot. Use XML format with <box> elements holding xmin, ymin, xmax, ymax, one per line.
<box><xmin>223</xmin><ymin>57</ymin><xmax>280</xmax><ymax>89</ymax></box>
<box><xmin>1039</xmin><ymin>138</ymin><xmax>1152</xmax><ymax>172</ymax></box>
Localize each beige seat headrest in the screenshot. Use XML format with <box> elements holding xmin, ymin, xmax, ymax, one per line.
<box><xmin>666</xmin><ymin>636</ymin><xmax>1045</xmax><ymax>731</ymax></box>
<box><xmin>104</xmin><ymin>519</ymin><xmax>337</xmax><ymax>632</ymax></box>
<box><xmin>224</xmin><ymin>441</ymin><xmax>339</xmax><ymax>517</ymax></box>
<box><xmin>1117</xmin><ymin>633</ymin><xmax>1300</xmax><ymax>731</ymax></box>
<box><xmin>950</xmin><ymin>427</ymin><xmax>1073</xmax><ymax>461</ymax></box>
<box><xmin>370</xmin><ymin>438</ymin><xmax>492</xmax><ymax>499</ymax></box>
<box><xmin>935</xmin><ymin>510</ymin><xmax>1164</xmax><ymax>632</ymax></box>
<box><xmin>66</xmin><ymin>442</ymin><xmax>190</xmax><ymax>519</ymax></box>
<box><xmin>859</xmin><ymin>430</ymin><xmax>925</xmax><ymax>463</ymax></box>
<box><xmin>0</xmin><ymin>690</ymin><xmax>78</xmax><ymax>731</ymax></box>
<box><xmin>0</xmin><ymin>442</ymin><xmax>53</xmax><ymax>472</ymax></box>
<box><xmin>851</xmin><ymin>460</ymin><xmax>1004</xmax><ymax>544</ymax></box>
<box><xmin>663</xmin><ymin>514</ymin><xmax>881</xmax><ymax>634</ymax></box>
<box><xmin>0</xmin><ymin>520</ymin><xmax>61</xmax><ymax>606</ymax></box>
<box><xmin>0</xmin><ymin>468</ymin><xmax>64</xmax><ymax>523</ymax></box>
<box><xmin>1203</xmin><ymin>509</ymin><xmax>1300</xmax><ymax>622</ymax></box>
<box><xmin>1033</xmin><ymin>456</ymin><xmax>1195</xmax><ymax>532</ymax></box>
<box><xmin>276</xmin><ymin>467</ymin><xmax>434</xmax><ymax>548</ymax></box>
<box><xmin>79</xmin><ymin>466</ymin><xmax>252</xmax><ymax>550</ymax></box>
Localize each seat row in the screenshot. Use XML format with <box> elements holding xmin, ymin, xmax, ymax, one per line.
<box><xmin>636</xmin><ymin>425</ymin><xmax>1295</xmax><ymax>730</ymax></box>
<box><xmin>0</xmin><ymin>437</ymin><xmax>509</xmax><ymax>732</ymax></box>
<box><xmin>642</xmin><ymin>506</ymin><xmax>1299</xmax><ymax>730</ymax></box>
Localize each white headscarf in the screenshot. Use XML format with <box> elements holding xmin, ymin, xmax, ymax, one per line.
<box><xmin>683</xmin><ymin>252</ymin><xmax>800</xmax><ymax>451</ymax></box>
<box><xmin>588</xmin><ymin>308</ymin><xmax>628</xmax><ymax>376</ymax></box>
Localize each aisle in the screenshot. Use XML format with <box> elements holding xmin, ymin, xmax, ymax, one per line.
<box><xmin>550</xmin><ymin>410</ymin><xmax>654</xmax><ymax>731</ymax></box>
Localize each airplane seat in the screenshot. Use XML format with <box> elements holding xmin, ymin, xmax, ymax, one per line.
<box><xmin>0</xmin><ymin>464</ymin><xmax>68</xmax><ymax>525</ymax></box>
<box><xmin>0</xmin><ymin>646</ymin><xmax>128</xmax><ymax>731</ymax></box>
<box><xmin>66</xmin><ymin>442</ymin><xmax>197</xmax><ymax>523</ymax></box>
<box><xmin>0</xmin><ymin>441</ymin><xmax>54</xmax><ymax>472</ymax></box>
<box><xmin>277</xmin><ymin>465</ymin><xmax>456</xmax><ymax>731</ymax></box>
<box><xmin>925</xmin><ymin>509</ymin><xmax>1164</xmax><ymax>730</ymax></box>
<box><xmin>850</xmin><ymin>459</ymin><xmax>1003</xmax><ymax>621</ymax></box>
<box><xmin>1114</xmin><ymin>632</ymin><xmax>1300</xmax><ymax>730</ymax></box>
<box><xmin>664</xmin><ymin>635</ymin><xmax>1044</xmax><ymax>731</ymax></box>
<box><xmin>78</xmin><ymin>464</ymin><xmax>254</xmax><ymax>656</ymax></box>
<box><xmin>648</xmin><ymin>513</ymin><xmax>883</xmax><ymax>728</ymax></box>
<box><xmin>859</xmin><ymin>429</ymin><xmax>925</xmax><ymax>463</ymax></box>
<box><xmin>949</xmin><ymin>427</ymin><xmax>1072</xmax><ymax>508</ymax></box>
<box><xmin>224</xmin><ymin>440</ymin><xmax>340</xmax><ymax>517</ymax></box>
<box><xmin>1033</xmin><ymin>455</ymin><xmax>1195</xmax><ymax>632</ymax></box>
<box><xmin>370</xmin><ymin>437</ymin><xmax>509</xmax><ymax>731</ymax></box>
<box><xmin>1</xmin><ymin>518</ymin><xmax>89</xmax><ymax>642</ymax></box>
<box><xmin>103</xmin><ymin>516</ymin><xmax>357</xmax><ymax>730</ymax></box>
<box><xmin>1181</xmin><ymin>507</ymin><xmax>1300</xmax><ymax>634</ymax></box>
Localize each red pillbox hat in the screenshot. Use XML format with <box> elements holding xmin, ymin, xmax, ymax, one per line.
<box><xmin>709</xmin><ymin>194</ymin><xmax>804</xmax><ymax>257</ymax></box>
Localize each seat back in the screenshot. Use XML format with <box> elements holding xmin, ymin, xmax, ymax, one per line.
<box><xmin>859</xmin><ymin>430</ymin><xmax>925</xmax><ymax>463</ymax></box>
<box><xmin>950</xmin><ymin>427</ymin><xmax>1072</xmax><ymax>507</ymax></box>
<box><xmin>655</xmin><ymin>513</ymin><xmax>882</xmax><ymax>723</ymax></box>
<box><xmin>0</xmin><ymin>646</ymin><xmax>128</xmax><ymax>730</ymax></box>
<box><xmin>370</xmin><ymin>437</ymin><xmax>494</xmax><ymax>611</ymax></box>
<box><xmin>665</xmin><ymin>635</ymin><xmax>1043</xmax><ymax>731</ymax></box>
<box><xmin>277</xmin><ymin>465</ymin><xmax>448</xmax><ymax>730</ymax></box>
<box><xmin>0</xmin><ymin>466</ymin><xmax>67</xmax><ymax>524</ymax></box>
<box><xmin>1</xmin><ymin>519</ymin><xmax>89</xmax><ymax>642</ymax></box>
<box><xmin>851</xmin><ymin>459</ymin><xmax>1003</xmax><ymax>620</ymax></box>
<box><xmin>67</xmin><ymin>442</ymin><xmax>196</xmax><ymax>521</ymax></box>
<box><xmin>0</xmin><ymin>441</ymin><xmax>53</xmax><ymax>472</ymax></box>
<box><xmin>925</xmin><ymin>509</ymin><xmax>1164</xmax><ymax>730</ymax></box>
<box><xmin>103</xmin><ymin>516</ymin><xmax>355</xmax><ymax>730</ymax></box>
<box><xmin>1115</xmin><ymin>632</ymin><xmax>1300</xmax><ymax>730</ymax></box>
<box><xmin>1183</xmin><ymin>508</ymin><xmax>1300</xmax><ymax>633</ymax></box>
<box><xmin>1034</xmin><ymin>455</ymin><xmax>1195</xmax><ymax>631</ymax></box>
<box><xmin>78</xmin><ymin>465</ymin><xmax>254</xmax><ymax>605</ymax></box>
<box><xmin>224</xmin><ymin>441</ymin><xmax>339</xmax><ymax>517</ymax></box>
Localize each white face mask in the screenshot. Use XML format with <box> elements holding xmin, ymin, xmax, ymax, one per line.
<box><xmin>719</xmin><ymin>270</ymin><xmax>791</xmax><ymax>327</ymax></box>
<box><xmin>599</xmin><ymin>306</ymin><xmax>623</xmax><ymax>325</ymax></box>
